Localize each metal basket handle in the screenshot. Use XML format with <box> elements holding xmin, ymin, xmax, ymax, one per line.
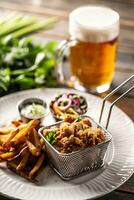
<box><xmin>99</xmin><ymin>75</ymin><xmax>134</xmax><ymax>129</ymax></box>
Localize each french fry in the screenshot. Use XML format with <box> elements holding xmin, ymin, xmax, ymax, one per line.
<box><xmin>7</xmin><ymin>160</ymin><xmax>37</xmax><ymax>183</ymax></box>
<box><xmin>7</xmin><ymin>160</ymin><xmax>18</xmax><ymax>170</ymax></box>
<box><xmin>12</xmin><ymin>119</ymin><xmax>23</xmax><ymax>127</ymax></box>
<box><xmin>0</xmin><ymin>145</ymin><xmax>4</xmax><ymax>151</ymax></box>
<box><xmin>0</xmin><ymin>151</ymin><xmax>15</xmax><ymax>160</ymax></box>
<box><xmin>16</xmin><ymin>149</ymin><xmax>30</xmax><ymax>171</ymax></box>
<box><xmin>53</xmin><ymin>103</ymin><xmax>63</xmax><ymax>116</ymax></box>
<box><xmin>2</xmin><ymin>128</ymin><xmax>19</xmax><ymax>151</ymax></box>
<box><xmin>29</xmin><ymin>154</ymin><xmax>44</xmax><ymax>178</ymax></box>
<box><xmin>40</xmin><ymin>138</ymin><xmax>45</xmax><ymax>147</ymax></box>
<box><xmin>19</xmin><ymin>124</ymin><xmax>27</xmax><ymax>130</ymax></box>
<box><xmin>39</xmin><ymin>138</ymin><xmax>45</xmax><ymax>151</ymax></box>
<box><xmin>3</xmin><ymin>125</ymin><xmax>27</xmax><ymax>147</ymax></box>
<box><xmin>11</xmin><ymin>120</ymin><xmax>39</xmax><ymax>144</ymax></box>
<box><xmin>26</xmin><ymin>140</ymin><xmax>40</xmax><ymax>156</ymax></box>
<box><xmin>28</xmin><ymin>130</ymin><xmax>34</xmax><ymax>143</ymax></box>
<box><xmin>0</xmin><ymin>134</ymin><xmax>12</xmax><ymax>145</ymax></box>
<box><xmin>33</xmin><ymin>128</ymin><xmax>41</xmax><ymax>149</ymax></box>
<box><xmin>5</xmin><ymin>128</ymin><xmax>19</xmax><ymax>143</ymax></box>
<box><xmin>9</xmin><ymin>146</ymin><xmax>28</xmax><ymax>161</ymax></box>
<box><xmin>0</xmin><ymin>127</ymin><xmax>13</xmax><ymax>135</ymax></box>
<box><xmin>0</xmin><ymin>118</ymin><xmax>45</xmax><ymax>182</ymax></box>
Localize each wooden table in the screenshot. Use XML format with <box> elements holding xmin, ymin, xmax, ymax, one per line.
<box><xmin>0</xmin><ymin>0</ymin><xmax>133</xmax><ymax>199</ymax></box>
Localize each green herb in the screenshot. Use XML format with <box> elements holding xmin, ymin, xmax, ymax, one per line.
<box><xmin>0</xmin><ymin>68</ymin><xmax>10</xmax><ymax>91</ymax></box>
<box><xmin>0</xmin><ymin>14</ymin><xmax>58</xmax><ymax>96</ymax></box>
<box><xmin>0</xmin><ymin>37</ymin><xmax>58</xmax><ymax>95</ymax></box>
<box><xmin>75</xmin><ymin>117</ymin><xmax>81</xmax><ymax>122</ymax></box>
<box><xmin>46</xmin><ymin>131</ymin><xmax>56</xmax><ymax>144</ymax></box>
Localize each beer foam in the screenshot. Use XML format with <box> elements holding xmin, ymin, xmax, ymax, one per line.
<box><xmin>69</xmin><ymin>6</ymin><xmax>120</xmax><ymax>43</ymax></box>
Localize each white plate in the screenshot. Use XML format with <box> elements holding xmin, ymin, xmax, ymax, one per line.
<box><xmin>0</xmin><ymin>88</ymin><xmax>134</xmax><ymax>200</ymax></box>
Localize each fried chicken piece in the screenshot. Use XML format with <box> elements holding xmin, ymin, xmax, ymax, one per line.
<box><xmin>87</xmin><ymin>128</ymin><xmax>105</xmax><ymax>145</ymax></box>
<box><xmin>46</xmin><ymin>117</ymin><xmax>105</xmax><ymax>154</ymax></box>
<box><xmin>72</xmin><ymin>122</ymin><xmax>83</xmax><ymax>133</ymax></box>
<box><xmin>81</xmin><ymin>118</ymin><xmax>92</xmax><ymax>126</ymax></box>
<box><xmin>74</xmin><ymin>137</ymin><xmax>85</xmax><ymax>148</ymax></box>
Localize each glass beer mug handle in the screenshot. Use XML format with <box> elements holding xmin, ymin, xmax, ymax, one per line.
<box><xmin>56</xmin><ymin>39</ymin><xmax>77</xmax><ymax>85</ymax></box>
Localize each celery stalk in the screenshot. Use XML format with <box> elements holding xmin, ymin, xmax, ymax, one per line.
<box><xmin>0</xmin><ymin>17</ymin><xmax>36</xmax><ymax>37</ymax></box>
<box><xmin>11</xmin><ymin>17</ymin><xmax>58</xmax><ymax>38</ymax></box>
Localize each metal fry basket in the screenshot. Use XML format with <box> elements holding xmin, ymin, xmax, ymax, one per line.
<box><xmin>39</xmin><ymin>116</ymin><xmax>112</xmax><ymax>180</ymax></box>
<box><xmin>38</xmin><ymin>75</ymin><xmax>134</xmax><ymax>180</ymax></box>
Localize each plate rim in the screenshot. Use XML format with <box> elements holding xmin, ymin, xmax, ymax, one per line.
<box><xmin>0</xmin><ymin>88</ymin><xmax>134</xmax><ymax>200</ymax></box>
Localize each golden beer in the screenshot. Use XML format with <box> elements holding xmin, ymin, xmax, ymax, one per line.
<box><xmin>70</xmin><ymin>39</ymin><xmax>117</xmax><ymax>88</ymax></box>
<box><xmin>68</xmin><ymin>6</ymin><xmax>120</xmax><ymax>92</ymax></box>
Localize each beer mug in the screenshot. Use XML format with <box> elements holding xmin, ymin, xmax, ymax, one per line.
<box><xmin>56</xmin><ymin>6</ymin><xmax>120</xmax><ymax>93</ymax></box>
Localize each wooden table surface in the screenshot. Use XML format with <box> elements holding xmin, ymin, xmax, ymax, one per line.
<box><xmin>0</xmin><ymin>0</ymin><xmax>133</xmax><ymax>199</ymax></box>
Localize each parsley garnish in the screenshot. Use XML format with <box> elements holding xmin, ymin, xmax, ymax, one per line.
<box><xmin>75</xmin><ymin>117</ymin><xmax>81</xmax><ymax>122</ymax></box>
<box><xmin>45</xmin><ymin>131</ymin><xmax>56</xmax><ymax>144</ymax></box>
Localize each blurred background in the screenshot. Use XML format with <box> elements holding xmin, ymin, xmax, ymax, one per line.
<box><xmin>0</xmin><ymin>0</ymin><xmax>133</xmax><ymax>87</ymax></box>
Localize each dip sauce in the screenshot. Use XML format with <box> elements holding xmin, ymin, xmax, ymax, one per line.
<box><xmin>21</xmin><ymin>103</ymin><xmax>46</xmax><ymax>119</ymax></box>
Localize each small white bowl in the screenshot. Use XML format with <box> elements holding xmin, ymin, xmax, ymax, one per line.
<box><xmin>18</xmin><ymin>97</ymin><xmax>49</xmax><ymax>121</ymax></box>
